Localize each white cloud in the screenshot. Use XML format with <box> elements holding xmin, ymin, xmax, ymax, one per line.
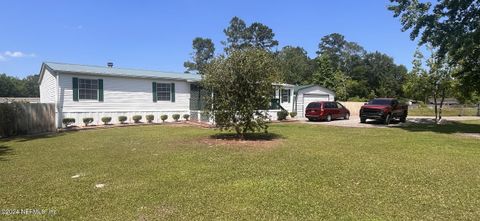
<box><xmin>0</xmin><ymin>51</ymin><xmax>36</xmax><ymax>61</ymax></box>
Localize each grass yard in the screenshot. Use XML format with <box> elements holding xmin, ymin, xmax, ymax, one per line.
<box><xmin>1</xmin><ymin>122</ymin><xmax>480</xmax><ymax>220</ymax></box>
<box><xmin>409</xmin><ymin>106</ymin><xmax>479</xmax><ymax>116</ymax></box>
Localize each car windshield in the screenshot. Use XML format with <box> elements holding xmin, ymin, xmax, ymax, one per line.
<box><xmin>368</xmin><ymin>99</ymin><xmax>392</xmax><ymax>105</ymax></box>
<box><xmin>307</xmin><ymin>103</ymin><xmax>321</xmax><ymax>108</ymax></box>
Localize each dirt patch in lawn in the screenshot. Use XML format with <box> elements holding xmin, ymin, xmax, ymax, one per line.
<box><xmin>200</xmin><ymin>133</ymin><xmax>284</xmax><ymax>149</ymax></box>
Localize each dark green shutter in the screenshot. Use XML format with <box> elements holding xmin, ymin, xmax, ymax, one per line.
<box><xmin>72</xmin><ymin>77</ymin><xmax>79</xmax><ymax>101</ymax></box>
<box><xmin>280</xmin><ymin>89</ymin><xmax>283</xmax><ymax>103</ymax></box>
<box><xmin>171</xmin><ymin>83</ymin><xmax>175</xmax><ymax>102</ymax></box>
<box><xmin>288</xmin><ymin>89</ymin><xmax>291</xmax><ymax>103</ymax></box>
<box><xmin>152</xmin><ymin>82</ymin><xmax>157</xmax><ymax>102</ymax></box>
<box><xmin>98</xmin><ymin>79</ymin><xmax>104</xmax><ymax>101</ymax></box>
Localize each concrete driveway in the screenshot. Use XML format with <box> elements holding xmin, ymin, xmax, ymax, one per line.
<box><xmin>300</xmin><ymin>116</ymin><xmax>480</xmax><ymax>128</ymax></box>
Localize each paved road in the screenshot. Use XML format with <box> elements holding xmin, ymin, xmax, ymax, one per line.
<box><xmin>300</xmin><ymin>116</ymin><xmax>480</xmax><ymax>128</ymax></box>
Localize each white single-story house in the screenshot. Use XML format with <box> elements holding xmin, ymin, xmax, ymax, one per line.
<box><xmin>39</xmin><ymin>62</ymin><xmax>334</xmax><ymax>127</ymax></box>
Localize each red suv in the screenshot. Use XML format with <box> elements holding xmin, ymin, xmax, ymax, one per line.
<box><xmin>305</xmin><ymin>101</ymin><xmax>350</xmax><ymax>121</ymax></box>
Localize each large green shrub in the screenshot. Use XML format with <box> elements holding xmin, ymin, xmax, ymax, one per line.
<box><xmin>146</xmin><ymin>115</ymin><xmax>154</xmax><ymax>123</ymax></box>
<box><xmin>172</xmin><ymin>114</ymin><xmax>180</xmax><ymax>122</ymax></box>
<box><xmin>118</xmin><ymin>116</ymin><xmax>127</xmax><ymax>124</ymax></box>
<box><xmin>101</xmin><ymin>117</ymin><xmax>112</xmax><ymax>125</ymax></box>
<box><xmin>132</xmin><ymin>115</ymin><xmax>142</xmax><ymax>123</ymax></box>
<box><xmin>82</xmin><ymin>117</ymin><xmax>93</xmax><ymax>126</ymax></box>
<box><xmin>62</xmin><ymin>118</ymin><xmax>76</xmax><ymax>127</ymax></box>
<box><xmin>160</xmin><ymin>115</ymin><xmax>168</xmax><ymax>122</ymax></box>
<box><xmin>202</xmin><ymin>48</ymin><xmax>279</xmax><ymax>137</ymax></box>
<box><xmin>277</xmin><ymin>110</ymin><xmax>288</xmax><ymax>121</ymax></box>
<box><xmin>183</xmin><ymin>114</ymin><xmax>190</xmax><ymax>121</ymax></box>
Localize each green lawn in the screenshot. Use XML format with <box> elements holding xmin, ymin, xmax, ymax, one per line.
<box><xmin>409</xmin><ymin>106</ymin><xmax>479</xmax><ymax>116</ymax></box>
<box><xmin>1</xmin><ymin>122</ymin><xmax>480</xmax><ymax>220</ymax></box>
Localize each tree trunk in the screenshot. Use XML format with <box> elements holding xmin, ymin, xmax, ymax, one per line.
<box><xmin>438</xmin><ymin>87</ymin><xmax>446</xmax><ymax>123</ymax></box>
<box><xmin>433</xmin><ymin>93</ymin><xmax>438</xmax><ymax>124</ymax></box>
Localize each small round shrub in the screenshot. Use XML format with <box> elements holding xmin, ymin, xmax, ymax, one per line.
<box><xmin>62</xmin><ymin>118</ymin><xmax>75</xmax><ymax>127</ymax></box>
<box><xmin>146</xmin><ymin>115</ymin><xmax>154</xmax><ymax>123</ymax></box>
<box><xmin>289</xmin><ymin>112</ymin><xmax>297</xmax><ymax>118</ymax></box>
<box><xmin>101</xmin><ymin>117</ymin><xmax>112</xmax><ymax>125</ymax></box>
<box><xmin>160</xmin><ymin>115</ymin><xmax>168</xmax><ymax>122</ymax></box>
<box><xmin>132</xmin><ymin>115</ymin><xmax>142</xmax><ymax>123</ymax></box>
<box><xmin>118</xmin><ymin>116</ymin><xmax>127</xmax><ymax>124</ymax></box>
<box><xmin>83</xmin><ymin>117</ymin><xmax>94</xmax><ymax>126</ymax></box>
<box><xmin>183</xmin><ymin>114</ymin><xmax>190</xmax><ymax>121</ymax></box>
<box><xmin>172</xmin><ymin>114</ymin><xmax>180</xmax><ymax>122</ymax></box>
<box><xmin>277</xmin><ymin>110</ymin><xmax>288</xmax><ymax>121</ymax></box>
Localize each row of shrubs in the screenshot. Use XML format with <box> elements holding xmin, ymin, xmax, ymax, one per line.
<box><xmin>62</xmin><ymin>114</ymin><xmax>191</xmax><ymax>127</ymax></box>
<box><xmin>277</xmin><ymin>110</ymin><xmax>297</xmax><ymax>121</ymax></box>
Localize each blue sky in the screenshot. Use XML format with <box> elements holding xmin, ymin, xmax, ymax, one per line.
<box><xmin>0</xmin><ymin>0</ymin><xmax>419</xmax><ymax>78</ymax></box>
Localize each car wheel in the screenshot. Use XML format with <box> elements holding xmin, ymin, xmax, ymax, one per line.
<box><xmin>307</xmin><ymin>117</ymin><xmax>313</xmax><ymax>121</ymax></box>
<box><xmin>326</xmin><ymin>115</ymin><xmax>332</xmax><ymax>122</ymax></box>
<box><xmin>400</xmin><ymin>116</ymin><xmax>406</xmax><ymax>123</ymax></box>
<box><xmin>360</xmin><ymin>118</ymin><xmax>366</xmax><ymax>123</ymax></box>
<box><xmin>384</xmin><ymin>114</ymin><xmax>391</xmax><ymax>125</ymax></box>
<box><xmin>344</xmin><ymin>113</ymin><xmax>350</xmax><ymax>120</ymax></box>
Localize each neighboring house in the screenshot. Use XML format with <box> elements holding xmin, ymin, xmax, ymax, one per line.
<box><xmin>39</xmin><ymin>62</ymin><xmax>311</xmax><ymax>128</ymax></box>
<box><xmin>0</xmin><ymin>97</ymin><xmax>40</xmax><ymax>103</ymax></box>
<box><xmin>294</xmin><ymin>85</ymin><xmax>336</xmax><ymax>118</ymax></box>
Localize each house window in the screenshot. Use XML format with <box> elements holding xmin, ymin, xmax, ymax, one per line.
<box><xmin>156</xmin><ymin>83</ymin><xmax>171</xmax><ymax>101</ymax></box>
<box><xmin>79</xmin><ymin>79</ymin><xmax>98</xmax><ymax>100</ymax></box>
<box><xmin>281</xmin><ymin>89</ymin><xmax>290</xmax><ymax>103</ymax></box>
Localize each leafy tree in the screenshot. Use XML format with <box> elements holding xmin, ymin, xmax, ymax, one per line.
<box><xmin>22</xmin><ymin>74</ymin><xmax>39</xmax><ymax>97</ymax></box>
<box><xmin>202</xmin><ymin>48</ymin><xmax>279</xmax><ymax>138</ymax></box>
<box><xmin>223</xmin><ymin>16</ymin><xmax>249</xmax><ymax>52</ymax></box>
<box><xmin>403</xmin><ymin>49</ymin><xmax>431</xmax><ymax>103</ymax></box>
<box><xmin>389</xmin><ymin>0</ymin><xmax>480</xmax><ymax>93</ymax></box>
<box><xmin>346</xmin><ymin>79</ymin><xmax>369</xmax><ymax>100</ymax></box>
<box><xmin>276</xmin><ymin>46</ymin><xmax>314</xmax><ymax>85</ymax></box>
<box><xmin>0</xmin><ymin>74</ymin><xmax>22</xmax><ymax>97</ymax></box>
<box><xmin>184</xmin><ymin>37</ymin><xmax>215</xmax><ymax>74</ymax></box>
<box><xmin>245</xmin><ymin>22</ymin><xmax>279</xmax><ymax>50</ymax></box>
<box><xmin>360</xmin><ymin>52</ymin><xmax>407</xmax><ymax>97</ymax></box>
<box><xmin>223</xmin><ymin>17</ymin><xmax>279</xmax><ymax>52</ymax></box>
<box><xmin>333</xmin><ymin>70</ymin><xmax>349</xmax><ymax>101</ymax></box>
<box><xmin>316</xmin><ymin>33</ymin><xmax>366</xmax><ymax>73</ymax></box>
<box><xmin>425</xmin><ymin>50</ymin><xmax>455</xmax><ymax>123</ymax></box>
<box><xmin>312</xmin><ymin>54</ymin><xmax>335</xmax><ymax>89</ymax></box>
<box><xmin>0</xmin><ymin>74</ymin><xmax>40</xmax><ymax>97</ymax></box>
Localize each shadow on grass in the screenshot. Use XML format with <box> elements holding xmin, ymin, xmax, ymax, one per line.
<box><xmin>210</xmin><ymin>132</ymin><xmax>283</xmax><ymax>141</ymax></box>
<box><xmin>0</xmin><ymin>145</ymin><xmax>13</xmax><ymax>161</ymax></box>
<box><xmin>1</xmin><ymin>131</ymin><xmax>71</xmax><ymax>143</ymax></box>
<box><xmin>398</xmin><ymin>121</ymin><xmax>480</xmax><ymax>135</ymax></box>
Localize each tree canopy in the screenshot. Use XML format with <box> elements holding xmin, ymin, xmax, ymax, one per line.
<box><xmin>0</xmin><ymin>74</ymin><xmax>39</xmax><ymax>97</ymax></box>
<box><xmin>222</xmin><ymin>17</ymin><xmax>278</xmax><ymax>52</ymax></box>
<box><xmin>202</xmin><ymin>48</ymin><xmax>279</xmax><ymax>137</ymax></box>
<box><xmin>389</xmin><ymin>0</ymin><xmax>480</xmax><ymax>92</ymax></box>
<box><xmin>184</xmin><ymin>37</ymin><xmax>215</xmax><ymax>74</ymax></box>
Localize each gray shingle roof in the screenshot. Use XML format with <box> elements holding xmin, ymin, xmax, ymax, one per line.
<box><xmin>43</xmin><ymin>62</ymin><xmax>201</xmax><ymax>82</ymax></box>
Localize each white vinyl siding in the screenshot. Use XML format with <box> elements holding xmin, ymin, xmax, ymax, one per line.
<box><xmin>58</xmin><ymin>73</ymin><xmax>190</xmax><ymax>113</ymax></box>
<box><xmin>39</xmin><ymin>69</ymin><xmax>56</xmax><ymax>103</ymax></box>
